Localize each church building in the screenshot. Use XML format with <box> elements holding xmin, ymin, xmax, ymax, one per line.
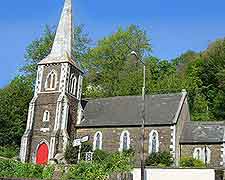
<box><xmin>20</xmin><ymin>0</ymin><xmax>225</xmax><ymax>167</ymax></box>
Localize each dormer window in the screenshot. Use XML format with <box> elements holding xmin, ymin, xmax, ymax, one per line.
<box><xmin>70</xmin><ymin>74</ymin><xmax>77</xmax><ymax>95</ymax></box>
<box><xmin>45</xmin><ymin>70</ymin><xmax>57</xmax><ymax>90</ymax></box>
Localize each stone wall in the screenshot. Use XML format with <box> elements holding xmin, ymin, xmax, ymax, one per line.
<box><xmin>76</xmin><ymin>126</ymin><xmax>172</xmax><ymax>165</ymax></box>
<box><xmin>180</xmin><ymin>144</ymin><xmax>223</xmax><ymax>167</ymax></box>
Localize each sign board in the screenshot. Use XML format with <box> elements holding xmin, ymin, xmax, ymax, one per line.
<box><xmin>81</xmin><ymin>135</ymin><xmax>89</xmax><ymax>143</ymax></box>
<box><xmin>73</xmin><ymin>139</ymin><xmax>81</xmax><ymax>147</ymax></box>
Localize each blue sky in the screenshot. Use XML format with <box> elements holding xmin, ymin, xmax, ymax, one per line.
<box><xmin>1</xmin><ymin>0</ymin><xmax>225</xmax><ymax>88</ymax></box>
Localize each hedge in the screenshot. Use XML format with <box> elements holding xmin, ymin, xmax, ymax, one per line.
<box><xmin>0</xmin><ymin>159</ymin><xmax>54</xmax><ymax>180</ymax></box>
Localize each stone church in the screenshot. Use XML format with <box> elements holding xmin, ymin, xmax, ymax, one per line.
<box><xmin>20</xmin><ymin>0</ymin><xmax>225</xmax><ymax>167</ymax></box>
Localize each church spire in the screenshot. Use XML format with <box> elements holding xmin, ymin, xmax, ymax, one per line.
<box><xmin>51</xmin><ymin>0</ymin><xmax>73</xmax><ymax>58</ymax></box>
<box><xmin>39</xmin><ymin>0</ymin><xmax>80</xmax><ymax>69</ymax></box>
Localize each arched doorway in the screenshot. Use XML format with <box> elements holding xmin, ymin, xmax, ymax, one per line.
<box><xmin>36</xmin><ymin>143</ymin><xmax>49</xmax><ymax>165</ymax></box>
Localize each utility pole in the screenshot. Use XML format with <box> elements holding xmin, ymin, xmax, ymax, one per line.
<box><xmin>130</xmin><ymin>51</ymin><xmax>146</xmax><ymax>180</ymax></box>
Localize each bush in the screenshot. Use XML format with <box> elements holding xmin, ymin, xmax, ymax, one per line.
<box><xmin>145</xmin><ymin>151</ymin><xmax>174</xmax><ymax>167</ymax></box>
<box><xmin>62</xmin><ymin>152</ymin><xmax>134</xmax><ymax>180</ymax></box>
<box><xmin>0</xmin><ymin>159</ymin><xmax>55</xmax><ymax>179</ymax></box>
<box><xmin>93</xmin><ymin>150</ymin><xmax>110</xmax><ymax>162</ymax></box>
<box><xmin>65</xmin><ymin>141</ymin><xmax>92</xmax><ymax>164</ymax></box>
<box><xmin>180</xmin><ymin>157</ymin><xmax>205</xmax><ymax>168</ymax></box>
<box><xmin>0</xmin><ymin>146</ymin><xmax>19</xmax><ymax>158</ymax></box>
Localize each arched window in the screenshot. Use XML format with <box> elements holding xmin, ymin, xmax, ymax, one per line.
<box><xmin>70</xmin><ymin>74</ymin><xmax>77</xmax><ymax>95</ymax></box>
<box><xmin>45</xmin><ymin>70</ymin><xmax>57</xmax><ymax>90</ymax></box>
<box><xmin>43</xmin><ymin>110</ymin><xmax>50</xmax><ymax>122</ymax></box>
<box><xmin>193</xmin><ymin>148</ymin><xmax>202</xmax><ymax>160</ymax></box>
<box><xmin>203</xmin><ymin>147</ymin><xmax>211</xmax><ymax>164</ymax></box>
<box><xmin>119</xmin><ymin>130</ymin><xmax>130</xmax><ymax>152</ymax></box>
<box><xmin>149</xmin><ymin>130</ymin><xmax>159</xmax><ymax>154</ymax></box>
<box><xmin>93</xmin><ymin>131</ymin><xmax>103</xmax><ymax>151</ymax></box>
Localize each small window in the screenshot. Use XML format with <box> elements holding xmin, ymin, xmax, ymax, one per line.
<box><xmin>70</xmin><ymin>74</ymin><xmax>77</xmax><ymax>95</ymax></box>
<box><xmin>149</xmin><ymin>130</ymin><xmax>159</xmax><ymax>154</ymax></box>
<box><xmin>43</xmin><ymin>111</ymin><xmax>50</xmax><ymax>122</ymax></box>
<box><xmin>45</xmin><ymin>70</ymin><xmax>57</xmax><ymax>90</ymax></box>
<box><xmin>193</xmin><ymin>148</ymin><xmax>203</xmax><ymax>161</ymax></box>
<box><xmin>93</xmin><ymin>131</ymin><xmax>103</xmax><ymax>151</ymax></box>
<box><xmin>119</xmin><ymin>130</ymin><xmax>130</xmax><ymax>152</ymax></box>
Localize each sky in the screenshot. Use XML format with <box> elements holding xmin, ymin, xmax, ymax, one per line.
<box><xmin>1</xmin><ymin>0</ymin><xmax>225</xmax><ymax>88</ymax></box>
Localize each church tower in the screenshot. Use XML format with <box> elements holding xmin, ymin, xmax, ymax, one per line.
<box><xmin>20</xmin><ymin>0</ymin><xmax>83</xmax><ymax>164</ymax></box>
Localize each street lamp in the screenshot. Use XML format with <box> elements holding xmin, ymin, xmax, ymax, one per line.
<box><xmin>130</xmin><ymin>51</ymin><xmax>146</xmax><ymax>180</ymax></box>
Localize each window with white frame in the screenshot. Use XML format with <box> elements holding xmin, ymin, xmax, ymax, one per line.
<box><xmin>193</xmin><ymin>148</ymin><xmax>202</xmax><ymax>160</ymax></box>
<box><xmin>193</xmin><ymin>147</ymin><xmax>211</xmax><ymax>164</ymax></box>
<box><xmin>45</xmin><ymin>70</ymin><xmax>57</xmax><ymax>90</ymax></box>
<box><xmin>149</xmin><ymin>130</ymin><xmax>159</xmax><ymax>154</ymax></box>
<box><xmin>93</xmin><ymin>131</ymin><xmax>103</xmax><ymax>151</ymax></box>
<box><xmin>70</xmin><ymin>74</ymin><xmax>77</xmax><ymax>95</ymax></box>
<box><xmin>119</xmin><ymin>130</ymin><xmax>130</xmax><ymax>152</ymax></box>
<box><xmin>43</xmin><ymin>110</ymin><xmax>50</xmax><ymax>122</ymax></box>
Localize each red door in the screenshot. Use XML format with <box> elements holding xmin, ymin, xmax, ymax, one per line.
<box><xmin>36</xmin><ymin>143</ymin><xmax>49</xmax><ymax>165</ymax></box>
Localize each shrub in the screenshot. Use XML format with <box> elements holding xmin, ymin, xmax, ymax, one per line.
<box><xmin>65</xmin><ymin>141</ymin><xmax>92</xmax><ymax>164</ymax></box>
<box><xmin>145</xmin><ymin>151</ymin><xmax>174</xmax><ymax>167</ymax></box>
<box><xmin>93</xmin><ymin>150</ymin><xmax>110</xmax><ymax>162</ymax></box>
<box><xmin>62</xmin><ymin>152</ymin><xmax>134</xmax><ymax>180</ymax></box>
<box><xmin>180</xmin><ymin>157</ymin><xmax>205</xmax><ymax>168</ymax></box>
<box><xmin>0</xmin><ymin>146</ymin><xmax>19</xmax><ymax>158</ymax></box>
<box><xmin>0</xmin><ymin>159</ymin><xmax>55</xmax><ymax>179</ymax></box>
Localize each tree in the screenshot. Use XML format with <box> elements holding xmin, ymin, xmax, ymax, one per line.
<box><xmin>0</xmin><ymin>76</ymin><xmax>33</xmax><ymax>146</ymax></box>
<box><xmin>83</xmin><ymin>25</ymin><xmax>152</xmax><ymax>98</ymax></box>
<box><xmin>21</xmin><ymin>25</ymin><xmax>91</xmax><ymax>82</ymax></box>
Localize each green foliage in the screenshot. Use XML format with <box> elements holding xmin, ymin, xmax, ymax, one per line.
<box><xmin>62</xmin><ymin>152</ymin><xmax>134</xmax><ymax>180</ymax></box>
<box><xmin>0</xmin><ymin>76</ymin><xmax>33</xmax><ymax>146</ymax></box>
<box><xmin>180</xmin><ymin>157</ymin><xmax>205</xmax><ymax>168</ymax></box>
<box><xmin>64</xmin><ymin>141</ymin><xmax>92</xmax><ymax>164</ymax></box>
<box><xmin>83</xmin><ymin>25</ymin><xmax>151</xmax><ymax>98</ymax></box>
<box><xmin>93</xmin><ymin>149</ymin><xmax>110</xmax><ymax>162</ymax></box>
<box><xmin>0</xmin><ymin>146</ymin><xmax>19</xmax><ymax>158</ymax></box>
<box><xmin>0</xmin><ymin>159</ymin><xmax>54</xmax><ymax>179</ymax></box>
<box><xmin>145</xmin><ymin>151</ymin><xmax>174</xmax><ymax>167</ymax></box>
<box><xmin>21</xmin><ymin>24</ymin><xmax>91</xmax><ymax>82</ymax></box>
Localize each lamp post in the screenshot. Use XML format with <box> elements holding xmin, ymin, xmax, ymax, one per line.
<box><xmin>130</xmin><ymin>51</ymin><xmax>146</xmax><ymax>180</ymax></box>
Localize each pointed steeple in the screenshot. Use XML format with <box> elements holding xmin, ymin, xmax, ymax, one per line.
<box><xmin>39</xmin><ymin>0</ymin><xmax>80</xmax><ymax>69</ymax></box>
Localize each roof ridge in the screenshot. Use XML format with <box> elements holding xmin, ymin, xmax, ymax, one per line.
<box><xmin>83</xmin><ymin>92</ymin><xmax>183</xmax><ymax>101</ymax></box>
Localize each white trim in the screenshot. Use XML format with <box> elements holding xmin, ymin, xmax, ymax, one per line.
<box><xmin>119</xmin><ymin>130</ymin><xmax>130</xmax><ymax>152</ymax></box>
<box><xmin>193</xmin><ymin>147</ymin><xmax>211</xmax><ymax>164</ymax></box>
<box><xmin>40</xmin><ymin>128</ymin><xmax>50</xmax><ymax>132</ymax></box>
<box><xmin>59</xmin><ymin>63</ymin><xmax>69</xmax><ymax>93</ymax></box>
<box><xmin>70</xmin><ymin>74</ymin><xmax>77</xmax><ymax>95</ymax></box>
<box><xmin>20</xmin><ymin>96</ymin><xmax>37</xmax><ymax>162</ymax></box>
<box><xmin>173</xmin><ymin>90</ymin><xmax>187</xmax><ymax>124</ymax></box>
<box><xmin>43</xmin><ymin>110</ymin><xmax>50</xmax><ymax>122</ymax></box>
<box><xmin>45</xmin><ymin>70</ymin><xmax>58</xmax><ymax>90</ymax></box>
<box><xmin>205</xmin><ymin>147</ymin><xmax>211</xmax><ymax>164</ymax></box>
<box><xmin>193</xmin><ymin>148</ymin><xmax>202</xmax><ymax>160</ymax></box>
<box><xmin>35</xmin><ymin>65</ymin><xmax>44</xmax><ymax>95</ymax></box>
<box><xmin>149</xmin><ymin>130</ymin><xmax>159</xmax><ymax>154</ymax></box>
<box><xmin>93</xmin><ymin>131</ymin><xmax>103</xmax><ymax>151</ymax></box>
<box><xmin>222</xmin><ymin>128</ymin><xmax>225</xmax><ymax>166</ymax></box>
<box><xmin>77</xmin><ymin>75</ymin><xmax>83</xmax><ymax>100</ymax></box>
<box><xmin>170</xmin><ymin>125</ymin><xmax>176</xmax><ymax>158</ymax></box>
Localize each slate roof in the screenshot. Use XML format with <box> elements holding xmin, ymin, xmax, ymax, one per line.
<box><xmin>180</xmin><ymin>122</ymin><xmax>225</xmax><ymax>144</ymax></box>
<box><xmin>78</xmin><ymin>93</ymin><xmax>185</xmax><ymax>127</ymax></box>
